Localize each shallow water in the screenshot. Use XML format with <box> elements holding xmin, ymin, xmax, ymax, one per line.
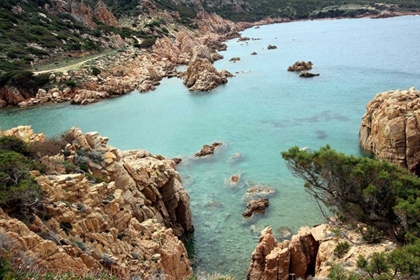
<box><xmin>1</xmin><ymin>16</ymin><xmax>420</xmax><ymax>279</ymax></box>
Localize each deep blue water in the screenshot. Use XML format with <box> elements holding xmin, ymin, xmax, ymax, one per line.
<box><xmin>1</xmin><ymin>16</ymin><xmax>420</xmax><ymax>278</ymax></box>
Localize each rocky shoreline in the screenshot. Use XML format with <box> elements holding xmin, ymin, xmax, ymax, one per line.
<box><xmin>0</xmin><ymin>7</ymin><xmax>295</xmax><ymax>109</ymax></box>
<box><xmin>1</xmin><ymin>9</ymin><xmax>418</xmax><ymax>109</ymax></box>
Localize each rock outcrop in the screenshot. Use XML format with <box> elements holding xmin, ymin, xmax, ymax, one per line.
<box><xmin>184</xmin><ymin>57</ymin><xmax>231</xmax><ymax>91</ymax></box>
<box><xmin>359</xmin><ymin>87</ymin><xmax>420</xmax><ymax>174</ymax></box>
<box><xmin>94</xmin><ymin>0</ymin><xmax>120</xmax><ymax>27</ymax></box>
<box><xmin>0</xmin><ymin>126</ymin><xmax>194</xmax><ymax>279</ymax></box>
<box><xmin>288</xmin><ymin>61</ymin><xmax>313</xmax><ymax>72</ymax></box>
<box><xmin>247</xmin><ymin>224</ymin><xmax>396</xmax><ymax>279</ymax></box>
<box><xmin>58</xmin><ymin>0</ymin><xmax>97</xmax><ymax>29</ymax></box>
<box><xmin>194</xmin><ymin>142</ymin><xmax>222</xmax><ymax>157</ymax></box>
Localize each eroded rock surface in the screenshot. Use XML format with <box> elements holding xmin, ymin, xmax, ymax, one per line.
<box><xmin>0</xmin><ymin>126</ymin><xmax>194</xmax><ymax>279</ymax></box>
<box><xmin>247</xmin><ymin>224</ymin><xmax>396</xmax><ymax>279</ymax></box>
<box><xmin>360</xmin><ymin>87</ymin><xmax>420</xmax><ymax>174</ymax></box>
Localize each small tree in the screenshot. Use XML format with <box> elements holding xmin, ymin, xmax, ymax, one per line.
<box><xmin>281</xmin><ymin>145</ymin><xmax>420</xmax><ymax>245</ymax></box>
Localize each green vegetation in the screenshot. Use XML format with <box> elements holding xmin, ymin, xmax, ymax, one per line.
<box><xmin>283</xmin><ymin>145</ymin><xmax>420</xmax><ymax>278</ymax></box>
<box><xmin>327</xmin><ymin>241</ymin><xmax>420</xmax><ymax>279</ymax></box>
<box><xmin>282</xmin><ymin>145</ymin><xmax>420</xmax><ymax>245</ymax></box>
<box><xmin>0</xmin><ymin>71</ymin><xmax>49</xmax><ymax>96</ymax></box>
<box><xmin>0</xmin><ymin>0</ymin><xmax>167</xmax><ymax>75</ymax></box>
<box><xmin>334</xmin><ymin>241</ymin><xmax>351</xmax><ymax>258</ymax></box>
<box><xmin>205</xmin><ymin>0</ymin><xmax>420</xmax><ymax>21</ymax></box>
<box><xmin>0</xmin><ymin>136</ymin><xmax>45</xmax><ymax>225</ymax></box>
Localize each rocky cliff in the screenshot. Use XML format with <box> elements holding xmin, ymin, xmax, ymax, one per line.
<box><xmin>247</xmin><ymin>224</ymin><xmax>395</xmax><ymax>279</ymax></box>
<box><xmin>0</xmin><ymin>126</ymin><xmax>193</xmax><ymax>279</ymax></box>
<box><xmin>360</xmin><ymin>87</ymin><xmax>420</xmax><ymax>174</ymax></box>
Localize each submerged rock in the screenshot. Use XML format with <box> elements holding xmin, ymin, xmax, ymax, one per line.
<box><xmin>299</xmin><ymin>72</ymin><xmax>320</xmax><ymax>78</ymax></box>
<box><xmin>243</xmin><ymin>185</ymin><xmax>275</xmax><ymax>201</ymax></box>
<box><xmin>242</xmin><ymin>198</ymin><xmax>269</xmax><ymax>218</ymax></box>
<box><xmin>226</xmin><ymin>174</ymin><xmax>241</xmax><ymax>186</ymax></box>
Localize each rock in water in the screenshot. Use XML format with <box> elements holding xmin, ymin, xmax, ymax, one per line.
<box><xmin>299</xmin><ymin>72</ymin><xmax>320</xmax><ymax>78</ymax></box>
<box><xmin>194</xmin><ymin>142</ymin><xmax>222</xmax><ymax>157</ymax></box>
<box><xmin>288</xmin><ymin>61</ymin><xmax>313</xmax><ymax>72</ymax></box>
<box><xmin>242</xmin><ymin>198</ymin><xmax>269</xmax><ymax>217</ymax></box>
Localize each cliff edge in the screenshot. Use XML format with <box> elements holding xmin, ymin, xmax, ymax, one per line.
<box><xmin>360</xmin><ymin>87</ymin><xmax>420</xmax><ymax>174</ymax></box>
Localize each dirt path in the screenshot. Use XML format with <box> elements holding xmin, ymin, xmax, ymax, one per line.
<box><xmin>33</xmin><ymin>52</ymin><xmax>113</xmax><ymax>75</ymax></box>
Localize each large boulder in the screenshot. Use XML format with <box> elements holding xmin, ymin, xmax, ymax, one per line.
<box><xmin>183</xmin><ymin>57</ymin><xmax>231</xmax><ymax>91</ymax></box>
<box><xmin>247</xmin><ymin>226</ymin><xmax>320</xmax><ymax>280</ymax></box>
<box><xmin>360</xmin><ymin>87</ymin><xmax>420</xmax><ymax>174</ymax></box>
<box><xmin>242</xmin><ymin>198</ymin><xmax>269</xmax><ymax>218</ymax></box>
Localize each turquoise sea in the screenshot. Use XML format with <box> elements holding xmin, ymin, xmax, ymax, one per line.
<box><xmin>1</xmin><ymin>16</ymin><xmax>420</xmax><ymax>278</ymax></box>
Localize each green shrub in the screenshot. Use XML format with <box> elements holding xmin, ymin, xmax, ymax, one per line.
<box><xmin>29</xmin><ymin>136</ymin><xmax>68</xmax><ymax>159</ymax></box>
<box><xmin>334</xmin><ymin>241</ymin><xmax>351</xmax><ymax>258</ymax></box>
<box><xmin>139</xmin><ymin>37</ymin><xmax>156</xmax><ymax>48</ymax></box>
<box><xmin>282</xmin><ymin>145</ymin><xmax>420</xmax><ymax>244</ymax></box>
<box><xmin>66</xmin><ymin>81</ymin><xmax>76</xmax><ymax>87</ymax></box>
<box><xmin>91</xmin><ymin>67</ymin><xmax>101</xmax><ymax>76</ymax></box>
<box><xmin>327</xmin><ymin>264</ymin><xmax>360</xmax><ymax>280</ymax></box>
<box><xmin>0</xmin><ymin>136</ymin><xmax>30</xmax><ymax>156</ymax></box>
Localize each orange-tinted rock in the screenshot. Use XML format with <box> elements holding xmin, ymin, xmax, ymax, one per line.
<box><xmin>94</xmin><ymin>0</ymin><xmax>119</xmax><ymax>27</ymax></box>
<box><xmin>360</xmin><ymin>87</ymin><xmax>420</xmax><ymax>174</ymax></box>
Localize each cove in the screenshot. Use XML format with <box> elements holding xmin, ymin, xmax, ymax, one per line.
<box><xmin>1</xmin><ymin>15</ymin><xmax>420</xmax><ymax>278</ymax></box>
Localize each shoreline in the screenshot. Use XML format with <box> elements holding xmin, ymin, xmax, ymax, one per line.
<box><xmin>1</xmin><ymin>11</ymin><xmax>419</xmax><ymax>109</ymax></box>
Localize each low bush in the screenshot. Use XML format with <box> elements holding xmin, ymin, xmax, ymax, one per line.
<box><xmin>91</xmin><ymin>67</ymin><xmax>101</xmax><ymax>76</ymax></box>
<box><xmin>29</xmin><ymin>136</ymin><xmax>67</xmax><ymax>159</ymax></box>
<box><xmin>139</xmin><ymin>37</ymin><xmax>157</xmax><ymax>48</ymax></box>
<box><xmin>334</xmin><ymin>241</ymin><xmax>351</xmax><ymax>258</ymax></box>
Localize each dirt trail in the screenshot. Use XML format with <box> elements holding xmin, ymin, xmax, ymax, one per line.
<box><xmin>33</xmin><ymin>52</ymin><xmax>111</xmax><ymax>75</ymax></box>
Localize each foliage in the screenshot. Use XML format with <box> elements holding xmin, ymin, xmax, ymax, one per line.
<box><xmin>0</xmin><ymin>136</ymin><xmax>30</xmax><ymax>156</ymax></box>
<box><xmin>0</xmin><ymin>71</ymin><xmax>49</xmax><ymax>97</ymax></box>
<box><xmin>328</xmin><ymin>264</ymin><xmax>360</xmax><ymax>280</ymax></box>
<box><xmin>281</xmin><ymin>145</ymin><xmax>420</xmax><ymax>245</ymax></box>
<box><xmin>91</xmin><ymin>67</ymin><xmax>101</xmax><ymax>76</ymax></box>
<box><xmin>140</xmin><ymin>37</ymin><xmax>157</xmax><ymax>48</ymax></box>
<box><xmin>0</xmin><ymin>136</ymin><xmax>45</xmax><ymax>219</ymax></box>
<box><xmin>334</xmin><ymin>241</ymin><xmax>351</xmax><ymax>258</ymax></box>
<box><xmin>30</xmin><ymin>136</ymin><xmax>66</xmax><ymax>159</ymax></box>
<box><xmin>329</xmin><ymin>242</ymin><xmax>420</xmax><ymax>279</ymax></box>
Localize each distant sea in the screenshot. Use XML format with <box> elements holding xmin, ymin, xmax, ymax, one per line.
<box><xmin>1</xmin><ymin>15</ymin><xmax>420</xmax><ymax>279</ymax></box>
